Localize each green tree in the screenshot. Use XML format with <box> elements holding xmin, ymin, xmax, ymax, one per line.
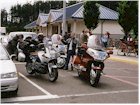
<box><xmin>83</xmin><ymin>1</ymin><xmax>99</xmax><ymax>30</ymax></box>
<box><xmin>6</xmin><ymin>1</ymin><xmax>78</xmax><ymax>32</ymax></box>
<box><xmin>1</xmin><ymin>9</ymin><xmax>8</xmax><ymax>27</ymax></box>
<box><xmin>132</xmin><ymin>2</ymin><xmax>138</xmax><ymax>38</ymax></box>
<box><xmin>117</xmin><ymin>1</ymin><xmax>138</xmax><ymax>37</ymax></box>
<box><xmin>98</xmin><ymin>1</ymin><xmax>120</xmax><ymax>11</ymax></box>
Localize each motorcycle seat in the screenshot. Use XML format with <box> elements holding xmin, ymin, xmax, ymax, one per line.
<box><xmin>30</xmin><ymin>51</ymin><xmax>38</xmax><ymax>56</ymax></box>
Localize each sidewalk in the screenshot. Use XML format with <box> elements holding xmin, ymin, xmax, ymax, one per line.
<box><xmin>108</xmin><ymin>49</ymin><xmax>138</xmax><ymax>65</ymax></box>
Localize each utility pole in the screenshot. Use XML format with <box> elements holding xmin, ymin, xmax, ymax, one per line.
<box><xmin>0</xmin><ymin>9</ymin><xmax>1</xmax><ymax>36</ymax></box>
<box><xmin>62</xmin><ymin>0</ymin><xmax>66</xmax><ymax>36</ymax></box>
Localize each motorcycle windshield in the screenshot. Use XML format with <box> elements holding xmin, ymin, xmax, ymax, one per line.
<box><xmin>87</xmin><ymin>35</ymin><xmax>103</xmax><ymax>49</ymax></box>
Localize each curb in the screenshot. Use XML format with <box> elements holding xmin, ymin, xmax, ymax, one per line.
<box><xmin>108</xmin><ymin>57</ymin><xmax>138</xmax><ymax>65</ymax></box>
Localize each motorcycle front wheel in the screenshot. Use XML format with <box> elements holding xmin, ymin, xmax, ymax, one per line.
<box><xmin>48</xmin><ymin>62</ymin><xmax>58</xmax><ymax>82</ymax></box>
<box><xmin>26</xmin><ymin>63</ymin><xmax>35</xmax><ymax>74</ymax></box>
<box><xmin>56</xmin><ymin>57</ymin><xmax>66</xmax><ymax>69</ymax></box>
<box><xmin>89</xmin><ymin>69</ymin><xmax>101</xmax><ymax>87</ymax></box>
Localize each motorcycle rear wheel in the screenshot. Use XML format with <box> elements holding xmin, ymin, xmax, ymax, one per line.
<box><xmin>26</xmin><ymin>63</ymin><xmax>35</xmax><ymax>74</ymax></box>
<box><xmin>89</xmin><ymin>69</ymin><xmax>101</xmax><ymax>87</ymax></box>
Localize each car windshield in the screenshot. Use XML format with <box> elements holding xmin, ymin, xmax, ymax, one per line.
<box><xmin>0</xmin><ymin>45</ymin><xmax>10</xmax><ymax>60</ymax></box>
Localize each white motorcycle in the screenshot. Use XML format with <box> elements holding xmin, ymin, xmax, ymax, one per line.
<box><xmin>25</xmin><ymin>42</ymin><xmax>58</xmax><ymax>82</ymax></box>
<box><xmin>52</xmin><ymin>44</ymin><xmax>67</xmax><ymax>69</ymax></box>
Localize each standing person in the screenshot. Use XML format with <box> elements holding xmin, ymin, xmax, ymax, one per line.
<box><xmin>61</xmin><ymin>33</ymin><xmax>79</xmax><ymax>70</ymax></box>
<box><xmin>38</xmin><ymin>33</ymin><xmax>45</xmax><ymax>43</ymax></box>
<box><xmin>7</xmin><ymin>35</ymin><xmax>19</xmax><ymax>55</ymax></box>
<box><xmin>101</xmin><ymin>31</ymin><xmax>110</xmax><ymax>48</ymax></box>
<box><xmin>127</xmin><ymin>34</ymin><xmax>133</xmax><ymax>43</ymax></box>
<box><xmin>63</xmin><ymin>32</ymin><xmax>70</xmax><ymax>41</ymax></box>
<box><xmin>80</xmin><ymin>30</ymin><xmax>88</xmax><ymax>44</ymax></box>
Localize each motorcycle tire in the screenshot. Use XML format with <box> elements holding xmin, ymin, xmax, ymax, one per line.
<box><xmin>89</xmin><ymin>70</ymin><xmax>101</xmax><ymax>87</ymax></box>
<box><xmin>77</xmin><ymin>69</ymin><xmax>82</xmax><ymax>78</ymax></box>
<box><xmin>48</xmin><ymin>68</ymin><xmax>58</xmax><ymax>82</ymax></box>
<box><xmin>56</xmin><ymin>57</ymin><xmax>66</xmax><ymax>69</ymax></box>
<box><xmin>26</xmin><ymin>63</ymin><xmax>35</xmax><ymax>74</ymax></box>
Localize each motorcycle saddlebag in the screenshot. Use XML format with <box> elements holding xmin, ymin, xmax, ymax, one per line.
<box><xmin>72</xmin><ymin>55</ymin><xmax>81</xmax><ymax>64</ymax></box>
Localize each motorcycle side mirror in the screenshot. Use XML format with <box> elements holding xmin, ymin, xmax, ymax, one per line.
<box><xmin>10</xmin><ymin>54</ymin><xmax>16</xmax><ymax>60</ymax></box>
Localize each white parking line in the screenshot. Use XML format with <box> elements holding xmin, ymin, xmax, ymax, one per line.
<box><xmin>59</xmin><ymin>89</ymin><xmax>138</xmax><ymax>98</ymax></box>
<box><xmin>1</xmin><ymin>89</ymin><xmax>138</xmax><ymax>103</ymax></box>
<box><xmin>107</xmin><ymin>75</ymin><xmax>138</xmax><ymax>79</ymax></box>
<box><xmin>1</xmin><ymin>95</ymin><xmax>59</xmax><ymax>103</ymax></box>
<box><xmin>104</xmin><ymin>75</ymin><xmax>138</xmax><ymax>87</ymax></box>
<box><xmin>19</xmin><ymin>72</ymin><xmax>55</xmax><ymax>96</ymax></box>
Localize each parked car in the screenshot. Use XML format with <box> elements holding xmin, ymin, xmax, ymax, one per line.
<box><xmin>0</xmin><ymin>35</ymin><xmax>9</xmax><ymax>47</ymax></box>
<box><xmin>0</xmin><ymin>43</ymin><xmax>19</xmax><ymax>95</ymax></box>
<box><xmin>8</xmin><ymin>31</ymin><xmax>38</xmax><ymax>40</ymax></box>
<box><xmin>1</xmin><ymin>32</ymin><xmax>38</xmax><ymax>47</ymax></box>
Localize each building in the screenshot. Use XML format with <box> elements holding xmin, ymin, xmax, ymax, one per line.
<box><xmin>25</xmin><ymin>2</ymin><xmax>124</xmax><ymax>39</ymax></box>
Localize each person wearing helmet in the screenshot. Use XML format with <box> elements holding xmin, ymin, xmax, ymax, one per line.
<box><xmin>38</xmin><ymin>33</ymin><xmax>44</xmax><ymax>43</ymax></box>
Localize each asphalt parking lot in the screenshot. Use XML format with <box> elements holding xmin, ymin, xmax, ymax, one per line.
<box><xmin>1</xmin><ymin>55</ymin><xmax>138</xmax><ymax>103</ymax></box>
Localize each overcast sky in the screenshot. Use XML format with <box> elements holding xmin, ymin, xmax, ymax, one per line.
<box><xmin>0</xmin><ymin>0</ymin><xmax>48</xmax><ymax>12</ymax></box>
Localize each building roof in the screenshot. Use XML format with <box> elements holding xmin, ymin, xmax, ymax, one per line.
<box><xmin>72</xmin><ymin>5</ymin><xmax>83</xmax><ymax>19</ymax></box>
<box><xmin>55</xmin><ymin>2</ymin><xmax>83</xmax><ymax>21</ymax></box>
<box><xmin>24</xmin><ymin>20</ymin><xmax>37</xmax><ymax>29</ymax></box>
<box><xmin>99</xmin><ymin>4</ymin><xmax>118</xmax><ymax>20</ymax></box>
<box><xmin>36</xmin><ymin>13</ymin><xmax>49</xmax><ymax>27</ymax></box>
<box><xmin>48</xmin><ymin>9</ymin><xmax>63</xmax><ymax>22</ymax></box>
<box><xmin>71</xmin><ymin>4</ymin><xmax>119</xmax><ymax>20</ymax></box>
<box><xmin>24</xmin><ymin>2</ymin><xmax>119</xmax><ymax>29</ymax></box>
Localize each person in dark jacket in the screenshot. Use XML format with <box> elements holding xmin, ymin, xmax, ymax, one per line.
<box><xmin>19</xmin><ymin>36</ymin><xmax>37</xmax><ymax>62</ymax></box>
<box><xmin>61</xmin><ymin>33</ymin><xmax>79</xmax><ymax>70</ymax></box>
<box><xmin>7</xmin><ymin>35</ymin><xmax>19</xmax><ymax>55</ymax></box>
<box><xmin>63</xmin><ymin>32</ymin><xmax>70</xmax><ymax>41</ymax></box>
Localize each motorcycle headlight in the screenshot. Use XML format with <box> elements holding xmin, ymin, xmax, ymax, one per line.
<box><xmin>1</xmin><ymin>72</ymin><xmax>18</xmax><ymax>79</ymax></box>
<box><xmin>50</xmin><ymin>50</ymin><xmax>57</xmax><ymax>58</ymax></box>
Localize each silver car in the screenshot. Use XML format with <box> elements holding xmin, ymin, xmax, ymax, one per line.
<box><xmin>0</xmin><ymin>43</ymin><xmax>18</xmax><ymax>95</ymax></box>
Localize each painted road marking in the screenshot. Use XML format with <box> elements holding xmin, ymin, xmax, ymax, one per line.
<box><xmin>108</xmin><ymin>57</ymin><xmax>138</xmax><ymax>65</ymax></box>
<box><xmin>107</xmin><ymin>75</ymin><xmax>138</xmax><ymax>79</ymax></box>
<box><xmin>2</xmin><ymin>89</ymin><xmax>138</xmax><ymax>103</ymax></box>
<box><xmin>1</xmin><ymin>95</ymin><xmax>59</xmax><ymax>103</ymax></box>
<box><xmin>104</xmin><ymin>75</ymin><xmax>138</xmax><ymax>87</ymax></box>
<box><xmin>19</xmin><ymin>72</ymin><xmax>55</xmax><ymax>96</ymax></box>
